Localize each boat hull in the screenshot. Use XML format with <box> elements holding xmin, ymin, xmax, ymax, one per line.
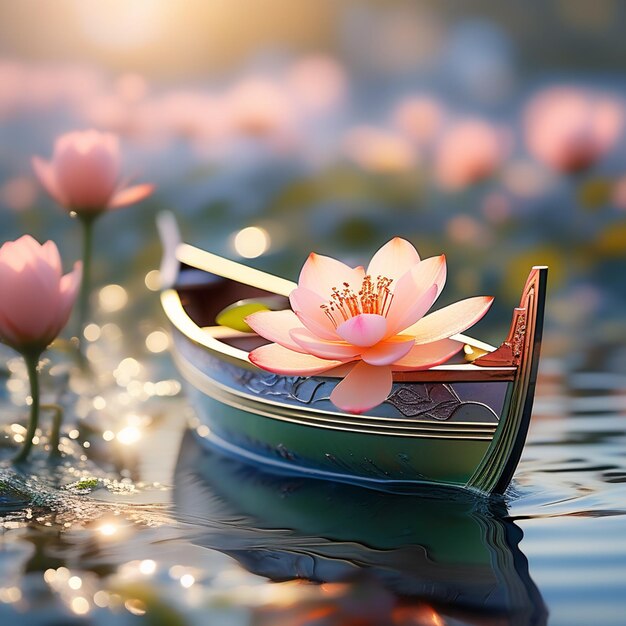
<box><xmin>173</xmin><ymin>326</ymin><xmax>511</xmax><ymax>488</ymax></box>
<box><xmin>187</xmin><ymin>388</ymin><xmax>494</xmax><ymax>487</ymax></box>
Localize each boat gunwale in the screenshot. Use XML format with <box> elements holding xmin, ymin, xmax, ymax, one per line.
<box><xmin>172</xmin><ymin>333</ymin><xmax>503</xmax><ymax>429</ymax></box>
<box><xmin>173</xmin><ymin>344</ymin><xmax>497</xmax><ymax>440</ymax></box>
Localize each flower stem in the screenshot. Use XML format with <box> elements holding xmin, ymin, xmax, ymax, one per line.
<box><xmin>13</xmin><ymin>352</ymin><xmax>41</xmax><ymax>464</ymax></box>
<box><xmin>77</xmin><ymin>214</ymin><xmax>96</xmax><ymax>361</ymax></box>
<box><xmin>43</xmin><ymin>403</ymin><xmax>64</xmax><ymax>458</ymax></box>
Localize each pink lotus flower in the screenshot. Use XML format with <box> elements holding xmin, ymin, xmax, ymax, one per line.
<box><xmin>524</xmin><ymin>87</ymin><xmax>623</xmax><ymax>174</ymax></box>
<box><xmin>0</xmin><ymin>235</ymin><xmax>81</xmax><ymax>353</ymax></box>
<box><xmin>434</xmin><ymin>119</ymin><xmax>510</xmax><ymax>190</ymax></box>
<box><xmin>246</xmin><ymin>239</ymin><xmax>493</xmax><ymax>413</ymax></box>
<box><xmin>32</xmin><ymin>129</ymin><xmax>153</xmax><ymax>215</ymax></box>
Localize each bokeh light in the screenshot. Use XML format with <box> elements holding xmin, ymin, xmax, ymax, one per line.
<box><xmin>70</xmin><ymin>596</ymin><xmax>90</xmax><ymax>615</ymax></box>
<box><xmin>98</xmin><ymin>285</ymin><xmax>128</xmax><ymax>313</ymax></box>
<box><xmin>233</xmin><ymin>226</ymin><xmax>271</xmax><ymax>258</ymax></box>
<box><xmin>145</xmin><ymin>330</ymin><xmax>169</xmax><ymax>353</ymax></box>
<box><xmin>116</xmin><ymin>425</ymin><xmax>141</xmax><ymax>446</ymax></box>
<box><xmin>97</xmin><ymin>523</ymin><xmax>118</xmax><ymax>537</ymax></box>
<box><xmin>138</xmin><ymin>560</ymin><xmax>156</xmax><ymax>575</ymax></box>
<box><xmin>144</xmin><ymin>270</ymin><xmax>161</xmax><ymax>291</ymax></box>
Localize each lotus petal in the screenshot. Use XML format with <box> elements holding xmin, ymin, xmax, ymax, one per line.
<box><xmin>386</xmin><ymin>283</ymin><xmax>438</xmax><ymax>338</ymax></box>
<box><xmin>246</xmin><ymin>309</ymin><xmax>306</xmax><ymax>352</ymax></box>
<box><xmin>249</xmin><ymin>343</ymin><xmax>342</xmax><ymax>375</ymax></box>
<box><xmin>298</xmin><ymin>252</ymin><xmax>365</xmax><ymax>300</ymax></box>
<box><xmin>290</xmin><ymin>287</ymin><xmax>338</xmax><ymax>340</ymax></box>
<box><xmin>290</xmin><ymin>328</ymin><xmax>360</xmax><ymax>360</ymax></box>
<box><xmin>110</xmin><ymin>184</ymin><xmax>154</xmax><ymax>208</ymax></box>
<box><xmin>404</xmin><ymin>296</ymin><xmax>494</xmax><ymax>344</ymax></box>
<box><xmin>366</xmin><ymin>237</ymin><xmax>420</xmax><ymax>282</ymax></box>
<box><xmin>392</xmin><ymin>338</ymin><xmax>462</xmax><ymax>370</ymax></box>
<box><xmin>361</xmin><ymin>336</ymin><xmax>415</xmax><ymax>366</ymax></box>
<box><xmin>54</xmin><ymin>133</ymin><xmax>119</xmax><ymax>210</ymax></box>
<box><xmin>336</xmin><ymin>313</ymin><xmax>387</xmax><ymax>347</ymax></box>
<box><xmin>330</xmin><ymin>361</ymin><xmax>393</xmax><ymax>414</ymax></box>
<box><xmin>32</xmin><ymin>157</ymin><xmax>66</xmax><ymax>206</ymax></box>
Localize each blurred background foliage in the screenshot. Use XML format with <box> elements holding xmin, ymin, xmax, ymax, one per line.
<box><xmin>1</xmin><ymin>0</ymin><xmax>626</xmax><ymax>353</ymax></box>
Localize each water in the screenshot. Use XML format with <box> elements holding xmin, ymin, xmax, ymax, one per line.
<box><xmin>1</xmin><ymin>347</ymin><xmax>626</xmax><ymax>626</ymax></box>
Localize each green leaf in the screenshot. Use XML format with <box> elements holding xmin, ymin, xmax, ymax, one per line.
<box><xmin>216</xmin><ymin>301</ymin><xmax>271</xmax><ymax>333</ymax></box>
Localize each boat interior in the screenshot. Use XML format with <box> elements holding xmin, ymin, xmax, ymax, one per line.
<box><xmin>173</xmin><ymin>261</ymin><xmax>489</xmax><ymax>365</ymax></box>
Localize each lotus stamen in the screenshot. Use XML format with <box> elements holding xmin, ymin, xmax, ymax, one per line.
<box><xmin>321</xmin><ymin>275</ymin><xmax>394</xmax><ymax>328</ymax></box>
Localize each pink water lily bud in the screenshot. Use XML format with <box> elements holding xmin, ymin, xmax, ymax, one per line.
<box><xmin>246</xmin><ymin>238</ymin><xmax>493</xmax><ymax>414</ymax></box>
<box><xmin>32</xmin><ymin>129</ymin><xmax>153</xmax><ymax>216</ymax></box>
<box><xmin>0</xmin><ymin>235</ymin><xmax>81</xmax><ymax>354</ymax></box>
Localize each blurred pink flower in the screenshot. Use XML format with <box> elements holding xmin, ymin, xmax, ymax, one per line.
<box><xmin>524</xmin><ymin>87</ymin><xmax>623</xmax><ymax>174</ymax></box>
<box><xmin>434</xmin><ymin>119</ymin><xmax>510</xmax><ymax>190</ymax></box>
<box><xmin>79</xmin><ymin>75</ymin><xmax>152</xmax><ymax>141</ymax></box>
<box><xmin>0</xmin><ymin>61</ymin><xmax>105</xmax><ymax>121</ymax></box>
<box><xmin>0</xmin><ymin>235</ymin><xmax>81</xmax><ymax>353</ymax></box>
<box><xmin>32</xmin><ymin>130</ymin><xmax>153</xmax><ymax>215</ymax></box>
<box><xmin>149</xmin><ymin>91</ymin><xmax>226</xmax><ymax>143</ymax></box>
<box><xmin>82</xmin><ymin>95</ymin><xmax>135</xmax><ymax>135</ymax></box>
<box><xmin>246</xmin><ymin>238</ymin><xmax>492</xmax><ymax>413</ymax></box>
<box><xmin>227</xmin><ymin>78</ymin><xmax>295</xmax><ymax>139</ymax></box>
<box><xmin>115</xmin><ymin>73</ymin><xmax>149</xmax><ymax>104</ymax></box>
<box><xmin>446</xmin><ymin>215</ymin><xmax>492</xmax><ymax>248</ymax></box>
<box><xmin>286</xmin><ymin>55</ymin><xmax>347</xmax><ymax>115</ymax></box>
<box><xmin>0</xmin><ymin>176</ymin><xmax>38</xmax><ymax>212</ymax></box>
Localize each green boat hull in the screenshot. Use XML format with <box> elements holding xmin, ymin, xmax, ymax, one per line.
<box><xmin>186</xmin><ymin>382</ymin><xmax>501</xmax><ymax>487</ymax></box>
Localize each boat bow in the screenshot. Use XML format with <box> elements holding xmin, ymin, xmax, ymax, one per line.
<box><xmin>468</xmin><ymin>266</ymin><xmax>548</xmax><ymax>493</ymax></box>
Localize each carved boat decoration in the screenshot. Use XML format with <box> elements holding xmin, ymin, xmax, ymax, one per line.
<box><xmin>159</xmin><ymin>213</ymin><xmax>547</xmax><ymax>495</ymax></box>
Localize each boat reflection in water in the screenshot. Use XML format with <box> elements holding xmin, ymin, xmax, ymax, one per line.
<box><xmin>174</xmin><ymin>431</ymin><xmax>547</xmax><ymax>625</ymax></box>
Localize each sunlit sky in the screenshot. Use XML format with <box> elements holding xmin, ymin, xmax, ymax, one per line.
<box><xmin>0</xmin><ymin>0</ymin><xmax>336</xmax><ymax>80</ymax></box>
<box><xmin>1</xmin><ymin>0</ymin><xmax>625</xmax><ymax>82</ymax></box>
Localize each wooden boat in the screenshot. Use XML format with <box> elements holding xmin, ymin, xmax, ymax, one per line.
<box><xmin>174</xmin><ymin>430</ymin><xmax>547</xmax><ymax>623</ymax></box>
<box><xmin>159</xmin><ymin>213</ymin><xmax>547</xmax><ymax>495</ymax></box>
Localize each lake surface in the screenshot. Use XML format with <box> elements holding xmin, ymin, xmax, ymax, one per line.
<box><xmin>1</xmin><ymin>344</ymin><xmax>626</xmax><ymax>626</ymax></box>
